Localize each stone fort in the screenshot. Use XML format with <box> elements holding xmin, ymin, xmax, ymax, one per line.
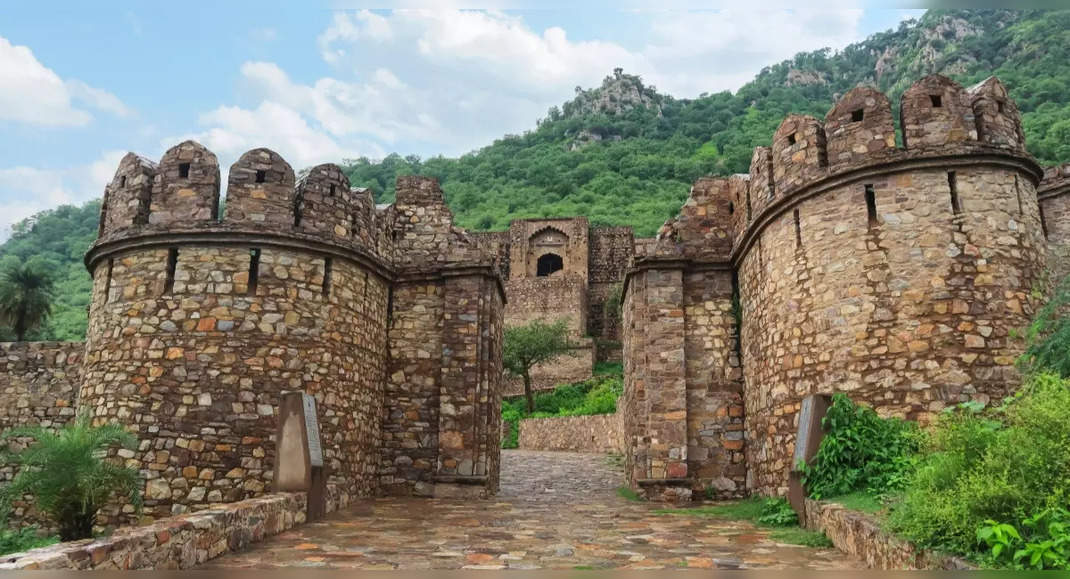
<box><xmin>2</xmin><ymin>74</ymin><xmax>1070</xmax><ymax>522</ymax></box>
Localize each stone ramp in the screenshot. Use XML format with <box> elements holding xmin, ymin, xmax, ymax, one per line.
<box><xmin>202</xmin><ymin>450</ymin><xmax>860</xmax><ymax>570</ymax></box>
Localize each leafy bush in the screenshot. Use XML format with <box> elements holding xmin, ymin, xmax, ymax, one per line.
<box><xmin>800</xmin><ymin>394</ymin><xmax>922</xmax><ymax>499</ymax></box>
<box><xmin>501</xmin><ymin>406</ymin><xmax>521</xmax><ymax>449</ymax></box>
<box><xmin>887</xmin><ymin>373</ymin><xmax>1070</xmax><ymax>564</ymax></box>
<box><xmin>976</xmin><ymin>508</ymin><xmax>1070</xmax><ymax>570</ymax></box>
<box><xmin>0</xmin><ymin>414</ymin><xmax>143</xmax><ymax>541</ymax></box>
<box><xmin>756</xmin><ymin>498</ymin><xmax>798</xmax><ymax>527</ymax></box>
<box><xmin>0</xmin><ymin>526</ymin><xmax>56</xmax><ymax>556</ymax></box>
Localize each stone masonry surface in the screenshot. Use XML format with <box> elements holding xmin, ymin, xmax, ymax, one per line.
<box><xmin>518</xmin><ymin>413</ymin><xmax>623</xmax><ymax>453</ymax></box>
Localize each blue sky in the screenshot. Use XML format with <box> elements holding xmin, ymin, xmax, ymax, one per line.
<box><xmin>0</xmin><ymin>2</ymin><xmax>923</xmax><ymax>237</ymax></box>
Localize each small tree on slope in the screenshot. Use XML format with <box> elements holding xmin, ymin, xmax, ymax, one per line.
<box><xmin>503</xmin><ymin>319</ymin><xmax>576</xmax><ymax>413</ymax></box>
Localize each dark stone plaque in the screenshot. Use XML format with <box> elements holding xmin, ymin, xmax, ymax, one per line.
<box><xmin>302</xmin><ymin>393</ymin><xmax>323</xmax><ymax>468</ymax></box>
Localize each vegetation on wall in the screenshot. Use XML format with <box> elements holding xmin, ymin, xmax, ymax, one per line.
<box><xmin>6</xmin><ymin>10</ymin><xmax>1070</xmax><ymax>341</ymax></box>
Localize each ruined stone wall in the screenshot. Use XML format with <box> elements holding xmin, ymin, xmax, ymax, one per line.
<box><xmin>518</xmin><ymin>412</ymin><xmax>622</xmax><ymax>453</ymax></box>
<box><xmin>734</xmin><ymin>75</ymin><xmax>1044</xmax><ymax>495</ymax></box>
<box><xmin>1039</xmin><ymin>164</ymin><xmax>1070</xmax><ymax>286</ymax></box>
<box><xmin>0</xmin><ymin>342</ymin><xmax>84</xmax><ymax>527</ymax></box>
<box><xmin>588</xmin><ymin>227</ymin><xmax>634</xmax><ymax>343</ymax></box>
<box><xmin>0</xmin><ymin>342</ymin><xmax>83</xmax><ymax>432</ymax></box>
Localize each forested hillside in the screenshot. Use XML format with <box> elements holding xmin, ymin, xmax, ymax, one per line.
<box><xmin>5</xmin><ymin>9</ymin><xmax>1070</xmax><ymax>340</ymax></box>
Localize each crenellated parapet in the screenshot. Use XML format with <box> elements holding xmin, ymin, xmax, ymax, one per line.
<box><xmin>736</xmin><ymin>74</ymin><xmax>1037</xmax><ymax>262</ymax></box>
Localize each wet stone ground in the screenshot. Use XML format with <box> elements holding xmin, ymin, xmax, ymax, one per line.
<box><xmin>204</xmin><ymin>450</ymin><xmax>861</xmax><ymax>570</ymax></box>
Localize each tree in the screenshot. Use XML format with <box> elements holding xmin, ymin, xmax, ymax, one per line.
<box><xmin>1</xmin><ymin>414</ymin><xmax>142</xmax><ymax>541</ymax></box>
<box><xmin>503</xmin><ymin>319</ymin><xmax>576</xmax><ymax>413</ymax></box>
<box><xmin>0</xmin><ymin>260</ymin><xmax>55</xmax><ymax>341</ymax></box>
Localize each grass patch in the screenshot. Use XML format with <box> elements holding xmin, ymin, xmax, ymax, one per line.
<box><xmin>657</xmin><ymin>497</ymin><xmax>835</xmax><ymax>549</ymax></box>
<box><xmin>0</xmin><ymin>526</ymin><xmax>57</xmax><ymax>556</ymax></box>
<box><xmin>768</xmin><ymin>528</ymin><xmax>834</xmax><ymax>548</ymax></box>
<box><xmin>825</xmin><ymin>491</ymin><xmax>883</xmax><ymax>515</ymax></box>
<box><xmin>616</xmin><ymin>486</ymin><xmax>643</xmax><ymax>502</ymax></box>
<box><xmin>604</xmin><ymin>452</ymin><xmax>624</xmax><ymax>468</ymax></box>
<box><xmin>593</xmin><ymin>361</ymin><xmax>623</xmax><ymax>376</ymax></box>
<box><xmin>654</xmin><ymin>497</ymin><xmax>765</xmax><ymax>519</ymax></box>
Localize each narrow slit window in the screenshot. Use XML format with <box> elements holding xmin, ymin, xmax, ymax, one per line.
<box><xmin>104</xmin><ymin>259</ymin><xmax>114</xmax><ymax>303</ymax></box>
<box><xmin>1015</xmin><ymin>175</ymin><xmax>1023</xmax><ymax>216</ymax></box>
<box><xmin>745</xmin><ymin>190</ymin><xmax>753</xmax><ymax>222</ymax></box>
<box><xmin>865</xmin><ymin>184</ymin><xmax>878</xmax><ymax>228</ymax></box>
<box><xmin>255</xmin><ymin>170</ymin><xmax>266</xmax><ymax>184</ymax></box>
<box><xmin>178</xmin><ymin>163</ymin><xmax>190</xmax><ymax>178</ymax></box>
<box><xmin>322</xmin><ymin>257</ymin><xmax>333</xmax><ymax>297</ymax></box>
<box><xmin>997</xmin><ymin>100</ymin><xmax>1005</xmax><ymax>114</ymax></box>
<box><xmin>930</xmin><ymin>95</ymin><xmax>943</xmax><ymax>108</ymax></box>
<box><xmin>329</xmin><ymin>184</ymin><xmax>336</xmax><ymax>197</ymax></box>
<box><xmin>1040</xmin><ymin>206</ymin><xmax>1049</xmax><ymax>239</ymax></box>
<box><xmin>793</xmin><ymin>208</ymin><xmax>802</xmax><ymax>249</ymax></box>
<box><xmin>164</xmin><ymin>248</ymin><xmax>179</xmax><ymax>294</ymax></box>
<box><xmin>787</xmin><ymin>133</ymin><xmax>797</xmax><ymax>145</ymax></box>
<box><xmin>120</xmin><ymin>176</ymin><xmax>127</xmax><ymax>188</ymax></box>
<box><xmin>293</xmin><ymin>192</ymin><xmax>304</xmax><ymax>228</ymax></box>
<box><xmin>728</xmin><ymin>202</ymin><xmax>735</xmax><ymax>216</ymax></box>
<box><xmin>247</xmin><ymin>249</ymin><xmax>261</xmax><ymax>296</ymax></box>
<box><xmin>851</xmin><ymin>109</ymin><xmax>864</xmax><ymax>122</ymax></box>
<box><xmin>948</xmin><ymin>171</ymin><xmax>961</xmax><ymax>215</ymax></box>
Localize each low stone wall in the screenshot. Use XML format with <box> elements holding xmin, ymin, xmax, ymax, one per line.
<box><xmin>519</xmin><ymin>413</ymin><xmax>622</xmax><ymax>453</ymax></box>
<box><xmin>802</xmin><ymin>498</ymin><xmax>973</xmax><ymax>570</ymax></box>
<box><xmin>0</xmin><ymin>341</ymin><xmax>83</xmax><ymax>431</ymax></box>
<box><xmin>0</xmin><ymin>487</ymin><xmax>350</xmax><ymax>570</ymax></box>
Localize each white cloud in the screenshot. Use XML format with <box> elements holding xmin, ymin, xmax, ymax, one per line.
<box><xmin>177</xmin><ymin>100</ymin><xmax>384</xmax><ymax>172</ymax></box>
<box><xmin>187</xmin><ymin>8</ymin><xmax>878</xmax><ymax>160</ymax></box>
<box><xmin>0</xmin><ymin>36</ymin><xmax>132</xmax><ymax>127</ymax></box>
<box><xmin>0</xmin><ymin>150</ymin><xmax>125</xmax><ymax>240</ymax></box>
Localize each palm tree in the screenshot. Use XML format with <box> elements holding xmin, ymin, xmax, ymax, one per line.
<box><xmin>1</xmin><ymin>414</ymin><xmax>142</xmax><ymax>541</ymax></box>
<box><xmin>0</xmin><ymin>261</ymin><xmax>55</xmax><ymax>341</ymax></box>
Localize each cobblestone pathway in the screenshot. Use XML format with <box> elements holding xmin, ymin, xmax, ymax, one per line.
<box><xmin>204</xmin><ymin>450</ymin><xmax>861</xmax><ymax>570</ymax></box>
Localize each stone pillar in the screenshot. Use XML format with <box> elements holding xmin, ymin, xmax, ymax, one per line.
<box><xmin>435</xmin><ymin>273</ymin><xmax>502</xmax><ymax>497</ymax></box>
<box><xmin>622</xmin><ymin>266</ymin><xmax>690</xmax><ymax>501</ymax></box>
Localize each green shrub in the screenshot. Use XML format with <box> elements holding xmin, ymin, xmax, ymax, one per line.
<box><xmin>800</xmin><ymin>393</ymin><xmax>922</xmax><ymax>499</ymax></box>
<box><xmin>501</xmin><ymin>406</ymin><xmax>521</xmax><ymax>449</ymax></box>
<box><xmin>0</xmin><ymin>414</ymin><xmax>143</xmax><ymax>541</ymax></box>
<box><xmin>0</xmin><ymin>526</ymin><xmax>56</xmax><ymax>556</ymax></box>
<box><xmin>887</xmin><ymin>373</ymin><xmax>1070</xmax><ymax>562</ymax></box>
<box><xmin>756</xmin><ymin>498</ymin><xmax>798</xmax><ymax>527</ymax></box>
<box><xmin>976</xmin><ymin>508</ymin><xmax>1070</xmax><ymax>570</ymax></box>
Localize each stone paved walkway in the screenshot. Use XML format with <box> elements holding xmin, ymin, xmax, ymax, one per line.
<box><xmin>203</xmin><ymin>450</ymin><xmax>861</xmax><ymax>570</ymax></box>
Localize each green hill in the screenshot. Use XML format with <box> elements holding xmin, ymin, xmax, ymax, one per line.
<box><xmin>5</xmin><ymin>9</ymin><xmax>1070</xmax><ymax>341</ymax></box>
